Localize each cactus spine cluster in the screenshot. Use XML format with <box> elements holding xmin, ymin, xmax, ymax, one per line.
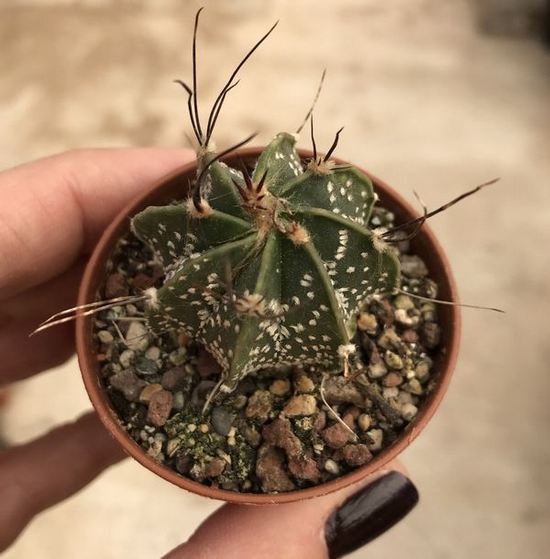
<box><xmin>130</xmin><ymin>10</ymin><xmax>400</xmax><ymax>396</ymax></box>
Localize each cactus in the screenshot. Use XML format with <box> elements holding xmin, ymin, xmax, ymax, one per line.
<box><xmin>131</xmin><ymin>132</ymin><xmax>400</xmax><ymax>394</ymax></box>
<box><xmin>129</xmin><ymin>9</ymin><xmax>399</xmax><ymax>396</ymax></box>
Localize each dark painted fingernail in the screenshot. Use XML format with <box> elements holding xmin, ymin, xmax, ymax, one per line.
<box><xmin>325</xmin><ymin>471</ymin><xmax>418</xmax><ymax>558</ymax></box>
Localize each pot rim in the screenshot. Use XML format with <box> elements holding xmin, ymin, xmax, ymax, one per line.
<box><xmin>77</xmin><ymin>146</ymin><xmax>461</xmax><ymax>505</ymax></box>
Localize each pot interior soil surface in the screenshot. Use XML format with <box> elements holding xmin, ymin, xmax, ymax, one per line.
<box><xmin>91</xmin><ymin>181</ymin><xmax>443</xmax><ymax>495</ymax></box>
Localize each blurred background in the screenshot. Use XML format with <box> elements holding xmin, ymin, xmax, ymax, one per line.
<box><xmin>1</xmin><ymin>0</ymin><xmax>549</xmax><ymax>557</ymax></box>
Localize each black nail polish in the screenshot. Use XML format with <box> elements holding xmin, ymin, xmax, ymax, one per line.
<box><xmin>325</xmin><ymin>471</ymin><xmax>419</xmax><ymax>558</ymax></box>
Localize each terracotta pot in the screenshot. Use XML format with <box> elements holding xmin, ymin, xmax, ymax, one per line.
<box><xmin>77</xmin><ymin>147</ymin><xmax>461</xmax><ymax>505</ymax></box>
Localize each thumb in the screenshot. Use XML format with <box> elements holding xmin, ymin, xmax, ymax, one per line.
<box><xmin>164</xmin><ymin>463</ymin><xmax>417</xmax><ymax>559</ymax></box>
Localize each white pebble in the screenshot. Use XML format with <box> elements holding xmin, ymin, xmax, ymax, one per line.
<box><xmin>125</xmin><ymin>321</ymin><xmax>150</xmax><ymax>352</ymax></box>
<box><xmin>401</xmin><ymin>403</ymin><xmax>418</xmax><ymax>421</ymax></box>
<box><xmin>119</xmin><ymin>349</ymin><xmax>135</xmax><ymax>368</ymax></box>
<box><xmin>97</xmin><ymin>330</ymin><xmax>114</xmax><ymax>343</ymax></box>
<box><xmin>324</xmin><ymin>459</ymin><xmax>340</xmax><ymax>475</ymax></box>
<box><xmin>366</xmin><ymin>428</ymin><xmax>384</xmax><ymax>451</ymax></box>
<box><xmin>358</xmin><ymin>414</ymin><xmax>372</xmax><ymax>431</ymax></box>
<box><xmin>145</xmin><ymin>346</ymin><xmax>161</xmax><ymax>361</ymax></box>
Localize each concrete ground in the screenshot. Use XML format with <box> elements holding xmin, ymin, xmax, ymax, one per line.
<box><xmin>1</xmin><ymin>1</ymin><xmax>549</xmax><ymax>558</ymax></box>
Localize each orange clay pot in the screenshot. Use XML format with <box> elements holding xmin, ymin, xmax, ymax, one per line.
<box><xmin>77</xmin><ymin>147</ymin><xmax>461</xmax><ymax>505</ymax></box>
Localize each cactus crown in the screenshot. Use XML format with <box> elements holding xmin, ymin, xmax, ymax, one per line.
<box><xmin>131</xmin><ymin>11</ymin><xmax>400</xmax><ymax>395</ymax></box>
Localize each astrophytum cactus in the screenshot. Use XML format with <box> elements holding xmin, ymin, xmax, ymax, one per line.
<box><xmin>131</xmin><ymin>132</ymin><xmax>400</xmax><ymax>394</ymax></box>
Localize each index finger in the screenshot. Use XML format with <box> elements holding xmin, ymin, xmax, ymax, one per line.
<box><xmin>0</xmin><ymin>148</ymin><xmax>194</xmax><ymax>299</ymax></box>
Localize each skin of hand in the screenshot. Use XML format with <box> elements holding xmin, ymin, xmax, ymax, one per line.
<box><xmin>0</xmin><ymin>149</ymin><xmax>418</xmax><ymax>557</ymax></box>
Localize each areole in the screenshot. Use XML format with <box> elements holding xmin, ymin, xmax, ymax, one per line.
<box><xmin>76</xmin><ymin>146</ymin><xmax>461</xmax><ymax>505</ymax></box>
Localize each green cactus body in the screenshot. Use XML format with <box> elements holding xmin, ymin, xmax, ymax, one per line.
<box><xmin>132</xmin><ymin>132</ymin><xmax>399</xmax><ymax>393</ymax></box>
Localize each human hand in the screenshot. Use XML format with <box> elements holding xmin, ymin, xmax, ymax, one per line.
<box><xmin>0</xmin><ymin>149</ymin><xmax>418</xmax><ymax>557</ymax></box>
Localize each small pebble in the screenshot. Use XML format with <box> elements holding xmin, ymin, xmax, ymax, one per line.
<box><xmin>199</xmin><ymin>424</ymin><xmax>209</xmax><ymax>433</ymax></box>
<box><xmin>211</xmin><ymin>406</ymin><xmax>235</xmax><ymax>436</ymax></box>
<box><xmin>139</xmin><ymin>383</ymin><xmax>163</xmax><ymax>403</ymax></box>
<box><xmin>415</xmin><ymin>359</ymin><xmax>431</xmax><ymax>381</ymax></box>
<box><xmin>377</xmin><ymin>328</ymin><xmax>401</xmax><ymax>350</ymax></box>
<box><xmin>147</xmin><ymin>390</ymin><xmax>173</xmax><ymax>427</ymax></box>
<box><xmin>382</xmin><ymin>386</ymin><xmax>399</xmax><ymax>399</ymax></box>
<box><xmin>294</xmin><ymin>374</ymin><xmax>315</xmax><ymax>393</ymax></box>
<box><xmin>245</xmin><ymin>390</ymin><xmax>273</xmax><ymax>423</ymax></box>
<box><xmin>321</xmin><ymin>422</ymin><xmax>353</xmax><ymax>449</ymax></box>
<box><xmin>401</xmin><ymin>403</ymin><xmax>418</xmax><ymax>421</ymax></box>
<box><xmin>169</xmin><ymin>348</ymin><xmax>188</xmax><ymax>366</ymax></box>
<box><xmin>342</xmin><ymin>444</ymin><xmax>373</xmax><ymax>466</ymax></box>
<box><xmin>324</xmin><ymin>459</ymin><xmax>340</xmax><ymax>475</ymax></box>
<box><xmin>125</xmin><ymin>321</ymin><xmax>150</xmax><ymax>352</ymax></box>
<box><xmin>406</xmin><ymin>378</ymin><xmax>424</xmax><ymax>395</ymax></box>
<box><xmin>119</xmin><ymin>349</ymin><xmax>135</xmax><ymax>369</ymax></box>
<box><xmin>135</xmin><ymin>357</ymin><xmax>158</xmax><ymax>376</ymax></box>
<box><xmin>421</xmin><ymin>322</ymin><xmax>441</xmax><ymax>349</ymax></box>
<box><xmin>205</xmin><ymin>457</ymin><xmax>226</xmax><ymax>478</ymax></box>
<box><xmin>166</xmin><ymin>438</ymin><xmax>183</xmax><ymax>457</ymax></box>
<box><xmin>172</xmin><ymin>391</ymin><xmax>185</xmax><ymax>410</ymax></box>
<box><xmin>368</xmin><ymin>362</ymin><xmax>387</xmax><ymax>379</ymax></box>
<box><xmin>366</xmin><ymin>428</ymin><xmax>384</xmax><ymax>451</ymax></box>
<box><xmin>384</xmin><ymin>350</ymin><xmax>403</xmax><ymax>370</ymax></box>
<box><xmin>358</xmin><ymin>414</ymin><xmax>372</xmax><ymax>431</ymax></box>
<box><xmin>145</xmin><ymin>346</ymin><xmax>161</xmax><ymax>361</ymax></box>
<box><xmin>161</xmin><ymin>366</ymin><xmax>187</xmax><ymax>391</ymax></box>
<box><xmin>97</xmin><ymin>330</ymin><xmax>114</xmax><ymax>344</ymax></box>
<box><xmin>402</xmin><ymin>329</ymin><xmax>418</xmax><ymax>343</ymax></box>
<box><xmin>400</xmin><ymin>255</ymin><xmax>428</xmax><ymax>278</ymax></box>
<box><xmin>394</xmin><ymin>309</ymin><xmax>415</xmax><ymax>326</ymax></box>
<box><xmin>357</xmin><ymin>312</ymin><xmax>377</xmax><ymax>333</ymax></box>
<box><xmin>394</xmin><ymin>294</ymin><xmax>414</xmax><ymax>310</ymax></box>
<box><xmin>283</xmin><ymin>394</ymin><xmax>317</xmax><ymax>416</ymax></box>
<box><xmin>382</xmin><ymin>371</ymin><xmax>403</xmax><ymax>387</ymax></box>
<box><xmin>269</xmin><ymin>378</ymin><xmax>291</xmax><ymax>396</ymax></box>
<box><xmin>110</xmin><ymin>369</ymin><xmax>146</xmax><ymax>402</ymax></box>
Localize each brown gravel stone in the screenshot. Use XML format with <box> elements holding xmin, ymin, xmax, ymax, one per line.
<box><xmin>321</xmin><ymin>422</ymin><xmax>354</xmax><ymax>449</ymax></box>
<box><xmin>262</xmin><ymin>418</ymin><xmax>301</xmax><ymax>456</ymax></box>
<box><xmin>147</xmin><ymin>389</ymin><xmax>173</xmax><ymax>427</ymax></box>
<box><xmin>161</xmin><ymin>366</ymin><xmax>187</xmax><ymax>391</ymax></box>
<box><xmin>401</xmin><ymin>329</ymin><xmax>419</xmax><ymax>343</ymax></box>
<box><xmin>205</xmin><ymin>457</ymin><xmax>226</xmax><ymax>478</ymax></box>
<box><xmin>313</xmin><ymin>410</ymin><xmax>327</xmax><ymax>432</ymax></box>
<box><xmin>382</xmin><ymin>372</ymin><xmax>403</xmax><ymax>387</ymax></box>
<box><xmin>139</xmin><ymin>383</ymin><xmax>163</xmax><ymax>403</ymax></box>
<box><xmin>322</xmin><ymin>375</ymin><xmax>364</xmax><ymax>407</ymax></box>
<box><xmin>288</xmin><ymin>453</ymin><xmax>320</xmax><ymax>482</ymax></box>
<box><xmin>256</xmin><ymin>445</ymin><xmax>295</xmax><ymax>493</ymax></box>
<box><xmin>105</xmin><ymin>273</ymin><xmax>128</xmax><ymax>298</ymax></box>
<box><xmin>283</xmin><ymin>394</ymin><xmax>317</xmax><ymax>416</ymax></box>
<box><xmin>342</xmin><ymin>444</ymin><xmax>373</xmax><ymax>466</ymax></box>
<box><xmin>245</xmin><ymin>390</ymin><xmax>273</xmax><ymax>423</ymax></box>
<box><xmin>294</xmin><ymin>374</ymin><xmax>315</xmax><ymax>393</ymax></box>
<box><xmin>110</xmin><ymin>369</ymin><xmax>146</xmax><ymax>402</ymax></box>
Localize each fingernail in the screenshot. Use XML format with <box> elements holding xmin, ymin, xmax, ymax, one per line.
<box><xmin>325</xmin><ymin>471</ymin><xmax>419</xmax><ymax>558</ymax></box>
